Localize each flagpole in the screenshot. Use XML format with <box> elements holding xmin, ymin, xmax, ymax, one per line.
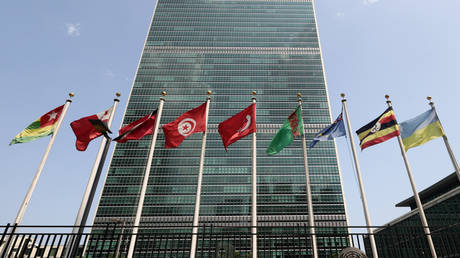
<box><xmin>190</xmin><ymin>91</ymin><xmax>211</xmax><ymax>258</ymax></box>
<box><xmin>67</xmin><ymin>93</ymin><xmax>120</xmax><ymax>257</ymax></box>
<box><xmin>126</xmin><ymin>92</ymin><xmax>166</xmax><ymax>258</ymax></box>
<box><xmin>341</xmin><ymin>93</ymin><xmax>378</xmax><ymax>258</ymax></box>
<box><xmin>0</xmin><ymin>93</ymin><xmax>74</xmax><ymax>256</ymax></box>
<box><xmin>298</xmin><ymin>93</ymin><xmax>318</xmax><ymax>258</ymax></box>
<box><xmin>12</xmin><ymin>93</ymin><xmax>74</xmax><ymax>227</ymax></box>
<box><xmin>251</xmin><ymin>91</ymin><xmax>258</xmax><ymax>258</ymax></box>
<box><xmin>426</xmin><ymin>96</ymin><xmax>460</xmax><ymax>182</ymax></box>
<box><xmin>386</xmin><ymin>95</ymin><xmax>437</xmax><ymax>258</ymax></box>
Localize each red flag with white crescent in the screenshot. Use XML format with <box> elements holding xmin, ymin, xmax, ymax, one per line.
<box><xmin>162</xmin><ymin>102</ymin><xmax>207</xmax><ymax>148</ymax></box>
<box><xmin>218</xmin><ymin>103</ymin><xmax>256</xmax><ymax>150</ymax></box>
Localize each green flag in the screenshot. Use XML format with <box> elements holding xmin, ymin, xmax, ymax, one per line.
<box><xmin>266</xmin><ymin>106</ymin><xmax>304</xmax><ymax>155</ymax></box>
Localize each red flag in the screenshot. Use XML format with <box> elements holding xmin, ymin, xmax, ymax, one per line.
<box><xmin>162</xmin><ymin>102</ymin><xmax>207</xmax><ymax>148</ymax></box>
<box><xmin>218</xmin><ymin>103</ymin><xmax>256</xmax><ymax>150</ymax></box>
<box><xmin>114</xmin><ymin>110</ymin><xmax>157</xmax><ymax>143</ymax></box>
<box><xmin>70</xmin><ymin>106</ymin><xmax>113</xmax><ymax>151</ymax></box>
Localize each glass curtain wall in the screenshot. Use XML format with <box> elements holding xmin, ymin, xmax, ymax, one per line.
<box><xmin>94</xmin><ymin>0</ymin><xmax>348</xmax><ymax>256</ymax></box>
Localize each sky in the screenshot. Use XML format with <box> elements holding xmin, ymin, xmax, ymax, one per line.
<box><xmin>0</xmin><ymin>0</ymin><xmax>459</xmax><ymax>229</ymax></box>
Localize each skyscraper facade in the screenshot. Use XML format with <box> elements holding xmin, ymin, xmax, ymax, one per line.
<box><xmin>94</xmin><ymin>0</ymin><xmax>348</xmax><ymax>255</ymax></box>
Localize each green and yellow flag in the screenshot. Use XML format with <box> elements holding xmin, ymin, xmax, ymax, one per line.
<box><xmin>266</xmin><ymin>106</ymin><xmax>304</xmax><ymax>155</ymax></box>
<box><xmin>10</xmin><ymin>105</ymin><xmax>64</xmax><ymax>145</ymax></box>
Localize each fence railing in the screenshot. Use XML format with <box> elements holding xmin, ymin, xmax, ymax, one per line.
<box><xmin>1</xmin><ymin>223</ymin><xmax>459</xmax><ymax>257</ymax></box>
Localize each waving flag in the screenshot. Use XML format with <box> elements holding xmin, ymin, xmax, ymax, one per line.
<box><xmin>400</xmin><ymin>109</ymin><xmax>444</xmax><ymax>151</ymax></box>
<box><xmin>310</xmin><ymin>113</ymin><xmax>346</xmax><ymax>148</ymax></box>
<box><xmin>114</xmin><ymin>110</ymin><xmax>157</xmax><ymax>143</ymax></box>
<box><xmin>70</xmin><ymin>106</ymin><xmax>113</xmax><ymax>151</ymax></box>
<box><xmin>266</xmin><ymin>106</ymin><xmax>304</xmax><ymax>155</ymax></box>
<box><xmin>218</xmin><ymin>104</ymin><xmax>256</xmax><ymax>150</ymax></box>
<box><xmin>10</xmin><ymin>105</ymin><xmax>65</xmax><ymax>145</ymax></box>
<box><xmin>356</xmin><ymin>107</ymin><xmax>399</xmax><ymax>150</ymax></box>
<box><xmin>162</xmin><ymin>102</ymin><xmax>207</xmax><ymax>148</ymax></box>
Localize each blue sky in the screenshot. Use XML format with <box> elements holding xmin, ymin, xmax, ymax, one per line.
<box><xmin>0</xmin><ymin>0</ymin><xmax>459</xmax><ymax>228</ymax></box>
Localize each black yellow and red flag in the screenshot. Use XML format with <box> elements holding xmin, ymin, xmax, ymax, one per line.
<box><xmin>355</xmin><ymin>107</ymin><xmax>400</xmax><ymax>150</ymax></box>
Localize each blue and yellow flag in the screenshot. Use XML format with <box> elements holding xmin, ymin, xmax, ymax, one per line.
<box><xmin>400</xmin><ymin>109</ymin><xmax>444</xmax><ymax>151</ymax></box>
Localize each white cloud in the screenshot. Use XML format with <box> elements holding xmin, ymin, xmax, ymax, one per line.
<box><xmin>336</xmin><ymin>12</ymin><xmax>345</xmax><ymax>17</ymax></box>
<box><xmin>105</xmin><ymin>69</ymin><xmax>116</xmax><ymax>77</ymax></box>
<box><xmin>66</xmin><ymin>23</ymin><xmax>80</xmax><ymax>37</ymax></box>
<box><xmin>362</xmin><ymin>0</ymin><xmax>379</xmax><ymax>5</ymax></box>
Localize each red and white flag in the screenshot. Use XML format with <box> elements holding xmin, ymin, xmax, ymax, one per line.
<box><xmin>70</xmin><ymin>106</ymin><xmax>113</xmax><ymax>151</ymax></box>
<box><xmin>162</xmin><ymin>102</ymin><xmax>207</xmax><ymax>148</ymax></box>
<box><xmin>218</xmin><ymin>103</ymin><xmax>256</xmax><ymax>150</ymax></box>
<box><xmin>114</xmin><ymin>110</ymin><xmax>157</xmax><ymax>143</ymax></box>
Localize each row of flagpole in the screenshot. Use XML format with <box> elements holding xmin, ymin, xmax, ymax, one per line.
<box><xmin>338</xmin><ymin>94</ymin><xmax>460</xmax><ymax>258</ymax></box>
<box><xmin>7</xmin><ymin>90</ymin><xmax>460</xmax><ymax>258</ymax></box>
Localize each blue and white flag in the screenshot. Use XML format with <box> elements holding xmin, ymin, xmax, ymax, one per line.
<box><xmin>310</xmin><ymin>113</ymin><xmax>346</xmax><ymax>148</ymax></box>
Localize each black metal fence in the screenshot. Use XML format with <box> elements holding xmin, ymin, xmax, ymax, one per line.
<box><xmin>1</xmin><ymin>223</ymin><xmax>459</xmax><ymax>257</ymax></box>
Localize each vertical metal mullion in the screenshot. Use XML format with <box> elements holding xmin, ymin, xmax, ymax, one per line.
<box><xmin>199</xmin><ymin>224</ymin><xmax>205</xmax><ymax>258</ymax></box>
<box><xmin>85</xmin><ymin>232</ymin><xmax>94</xmax><ymax>257</ymax></box>
<box><xmin>98</xmin><ymin>224</ymin><xmax>110</xmax><ymax>257</ymax></box>
<box><xmin>0</xmin><ymin>223</ymin><xmax>10</xmax><ymax>257</ymax></box>
<box><xmin>48</xmin><ymin>234</ymin><xmax>57</xmax><ymax>256</ymax></box>
<box><xmin>93</xmin><ymin>230</ymin><xmax>104</xmax><ymax>257</ymax></box>
<box><xmin>36</xmin><ymin>234</ymin><xmax>45</xmax><ymax>256</ymax></box>
<box><xmin>41</xmin><ymin>234</ymin><xmax>52</xmax><ymax>256</ymax></box>
<box><xmin>109</xmin><ymin>223</ymin><xmax>117</xmax><ymax>256</ymax></box>
<box><xmin>157</xmin><ymin>232</ymin><xmax>163</xmax><ymax>257</ymax></box>
<box><xmin>55</xmin><ymin>234</ymin><xmax>64</xmax><ymax>257</ymax></box>
<box><xmin>174</xmin><ymin>233</ymin><xmax>180</xmax><ymax>258</ymax></box>
<box><xmin>113</xmin><ymin>227</ymin><xmax>121</xmax><ymax>258</ymax></box>
<box><xmin>221</xmin><ymin>227</ymin><xmax>226</xmax><ymax>258</ymax></box>
<box><xmin>164</xmin><ymin>230</ymin><xmax>170</xmax><ymax>257</ymax></box>
<box><xmin>8</xmin><ymin>233</ymin><xmax>20</xmax><ymax>257</ymax></box>
<box><xmin>445</xmin><ymin>232</ymin><xmax>458</xmax><ymax>255</ymax></box>
<box><xmin>438</xmin><ymin>233</ymin><xmax>449</xmax><ymax>256</ymax></box>
<box><xmin>13</xmin><ymin>234</ymin><xmax>26</xmax><ymax>258</ymax></box>
<box><xmin>135</xmin><ymin>232</ymin><xmax>143</xmax><ymax>256</ymax></box>
<box><xmin>28</xmin><ymin>234</ymin><xmax>39</xmax><ymax>257</ymax></box>
<box><xmin>181</xmin><ymin>229</ymin><xmax>187</xmax><ymax>256</ymax></box>
<box><xmin>298</xmin><ymin>228</ymin><xmax>302</xmax><ymax>257</ymax></box>
<box><xmin>261</xmin><ymin>230</ymin><xmax>265</xmax><ymax>258</ymax></box>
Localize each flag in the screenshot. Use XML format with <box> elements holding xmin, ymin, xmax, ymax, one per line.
<box><xmin>400</xmin><ymin>109</ymin><xmax>444</xmax><ymax>151</ymax></box>
<box><xmin>10</xmin><ymin>105</ymin><xmax>65</xmax><ymax>145</ymax></box>
<box><xmin>114</xmin><ymin>110</ymin><xmax>157</xmax><ymax>143</ymax></box>
<box><xmin>218</xmin><ymin>103</ymin><xmax>256</xmax><ymax>150</ymax></box>
<box><xmin>162</xmin><ymin>102</ymin><xmax>207</xmax><ymax>148</ymax></box>
<box><xmin>310</xmin><ymin>113</ymin><xmax>346</xmax><ymax>148</ymax></box>
<box><xmin>356</xmin><ymin>107</ymin><xmax>400</xmax><ymax>150</ymax></box>
<box><xmin>70</xmin><ymin>106</ymin><xmax>113</xmax><ymax>151</ymax></box>
<box><xmin>266</xmin><ymin>106</ymin><xmax>304</xmax><ymax>155</ymax></box>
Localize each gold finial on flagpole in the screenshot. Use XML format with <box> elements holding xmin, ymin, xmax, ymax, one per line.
<box><xmin>427</xmin><ymin>96</ymin><xmax>434</xmax><ymax>108</ymax></box>
<box><xmin>341</xmin><ymin>93</ymin><xmax>346</xmax><ymax>102</ymax></box>
<box><xmin>162</xmin><ymin>91</ymin><xmax>167</xmax><ymax>96</ymax></box>
<box><xmin>67</xmin><ymin>92</ymin><xmax>75</xmax><ymax>102</ymax></box>
<box><xmin>252</xmin><ymin>91</ymin><xmax>257</xmax><ymax>101</ymax></box>
<box><xmin>385</xmin><ymin>94</ymin><xmax>391</xmax><ymax>104</ymax></box>
<box><xmin>115</xmin><ymin>92</ymin><xmax>121</xmax><ymax>102</ymax></box>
